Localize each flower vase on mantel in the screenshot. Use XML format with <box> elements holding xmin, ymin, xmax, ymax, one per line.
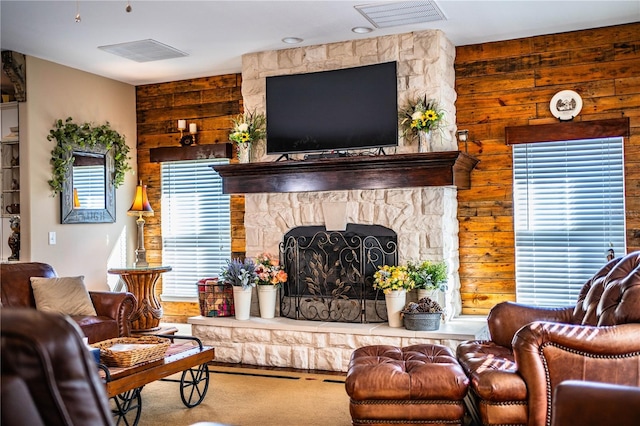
<box><xmin>418</xmin><ymin>131</ymin><xmax>433</xmax><ymax>153</ymax></box>
<box><xmin>237</xmin><ymin>142</ymin><xmax>251</xmax><ymax>163</ymax></box>
<box><xmin>257</xmin><ymin>285</ymin><xmax>278</xmax><ymax>319</ymax></box>
<box><xmin>385</xmin><ymin>289</ymin><xmax>407</xmax><ymax>328</ymax></box>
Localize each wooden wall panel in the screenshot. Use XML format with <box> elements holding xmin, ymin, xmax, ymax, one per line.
<box><xmin>455</xmin><ymin>22</ymin><xmax>640</xmax><ymax>315</ymax></box>
<box><xmin>135</xmin><ymin>74</ymin><xmax>244</xmax><ymax>322</ymax></box>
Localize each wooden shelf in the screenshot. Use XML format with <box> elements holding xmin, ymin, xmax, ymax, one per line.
<box><xmin>149</xmin><ymin>143</ymin><xmax>233</xmax><ymax>163</ymax></box>
<box><xmin>212</xmin><ymin>151</ymin><xmax>479</xmax><ymax>194</ymax></box>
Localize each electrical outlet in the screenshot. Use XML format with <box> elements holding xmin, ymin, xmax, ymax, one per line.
<box><xmin>48</xmin><ymin>231</ymin><xmax>56</xmax><ymax>245</ymax></box>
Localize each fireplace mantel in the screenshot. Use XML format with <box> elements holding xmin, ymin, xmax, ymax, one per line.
<box><xmin>212</xmin><ymin>151</ymin><xmax>478</xmax><ymax>194</ymax></box>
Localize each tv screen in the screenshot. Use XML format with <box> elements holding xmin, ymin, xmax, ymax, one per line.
<box><xmin>266</xmin><ymin>62</ymin><xmax>398</xmax><ymax>155</ymax></box>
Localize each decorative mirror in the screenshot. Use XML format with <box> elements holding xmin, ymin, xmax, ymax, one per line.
<box><xmin>61</xmin><ymin>149</ymin><xmax>115</xmax><ymax>223</ymax></box>
<box><xmin>47</xmin><ymin>117</ymin><xmax>131</xmax><ymax>224</ymax></box>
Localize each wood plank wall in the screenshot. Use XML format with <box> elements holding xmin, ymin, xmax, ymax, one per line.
<box><xmin>135</xmin><ymin>75</ymin><xmax>245</xmax><ymax>322</ymax></box>
<box><xmin>455</xmin><ymin>22</ymin><xmax>640</xmax><ymax>315</ymax></box>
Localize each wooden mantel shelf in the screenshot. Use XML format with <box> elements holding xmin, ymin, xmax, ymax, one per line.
<box><xmin>212</xmin><ymin>151</ymin><xmax>478</xmax><ymax>194</ymax></box>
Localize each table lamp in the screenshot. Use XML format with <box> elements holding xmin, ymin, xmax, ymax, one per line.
<box><xmin>128</xmin><ymin>180</ymin><xmax>154</xmax><ymax>267</ymax></box>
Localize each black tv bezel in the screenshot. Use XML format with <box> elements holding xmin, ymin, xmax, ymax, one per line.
<box><xmin>265</xmin><ymin>61</ymin><xmax>398</xmax><ymax>156</ymax></box>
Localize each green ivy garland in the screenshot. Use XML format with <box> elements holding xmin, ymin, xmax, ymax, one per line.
<box><xmin>47</xmin><ymin>117</ymin><xmax>131</xmax><ymax>194</ymax></box>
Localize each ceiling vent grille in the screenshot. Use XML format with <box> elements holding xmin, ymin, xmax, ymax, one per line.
<box><xmin>98</xmin><ymin>39</ymin><xmax>187</xmax><ymax>62</ymax></box>
<box><xmin>355</xmin><ymin>1</ymin><xmax>446</xmax><ymax>29</ymax></box>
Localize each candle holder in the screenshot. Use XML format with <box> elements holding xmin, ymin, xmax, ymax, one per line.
<box><xmin>177</xmin><ymin>119</ymin><xmax>197</xmax><ymax>146</ymax></box>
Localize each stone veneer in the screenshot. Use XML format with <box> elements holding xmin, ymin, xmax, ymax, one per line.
<box><xmin>190</xmin><ymin>30</ymin><xmax>473</xmax><ymax>371</ymax></box>
<box><xmin>190</xmin><ymin>316</ymin><xmax>488</xmax><ymax>372</ymax></box>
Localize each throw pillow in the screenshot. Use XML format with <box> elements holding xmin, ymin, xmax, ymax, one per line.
<box><xmin>30</xmin><ymin>276</ymin><xmax>97</xmax><ymax>316</ymax></box>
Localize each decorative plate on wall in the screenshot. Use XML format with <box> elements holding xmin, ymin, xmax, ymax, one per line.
<box><xmin>550</xmin><ymin>90</ymin><xmax>583</xmax><ymax>121</ymax></box>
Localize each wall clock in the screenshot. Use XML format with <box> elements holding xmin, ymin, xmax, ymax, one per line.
<box><xmin>550</xmin><ymin>90</ymin><xmax>583</xmax><ymax>121</ymax></box>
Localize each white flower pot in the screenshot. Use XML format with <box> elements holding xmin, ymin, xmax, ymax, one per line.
<box><xmin>257</xmin><ymin>285</ymin><xmax>278</xmax><ymax>319</ymax></box>
<box><xmin>232</xmin><ymin>286</ymin><xmax>253</xmax><ymax>320</ymax></box>
<box><xmin>385</xmin><ymin>289</ymin><xmax>407</xmax><ymax>328</ymax></box>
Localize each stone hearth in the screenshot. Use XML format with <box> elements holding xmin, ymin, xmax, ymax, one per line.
<box><xmin>189</xmin><ymin>316</ymin><xmax>488</xmax><ymax>372</ymax></box>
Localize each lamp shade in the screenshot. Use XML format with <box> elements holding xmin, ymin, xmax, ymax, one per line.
<box><xmin>128</xmin><ymin>181</ymin><xmax>154</xmax><ymax>216</ymax></box>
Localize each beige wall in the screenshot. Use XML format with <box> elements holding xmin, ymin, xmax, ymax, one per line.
<box><xmin>21</xmin><ymin>56</ymin><xmax>138</xmax><ymax>290</ymax></box>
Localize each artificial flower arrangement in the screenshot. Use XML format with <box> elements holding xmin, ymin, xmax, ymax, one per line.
<box><xmin>406</xmin><ymin>260</ymin><xmax>448</xmax><ymax>292</ymax></box>
<box><xmin>229</xmin><ymin>110</ymin><xmax>266</xmax><ymax>145</ymax></box>
<box><xmin>399</xmin><ymin>95</ymin><xmax>445</xmax><ymax>137</ymax></box>
<box><xmin>254</xmin><ymin>252</ymin><xmax>288</xmax><ymax>287</ymax></box>
<box><xmin>221</xmin><ymin>258</ymin><xmax>257</xmax><ymax>290</ymax></box>
<box><xmin>373</xmin><ymin>265</ymin><xmax>415</xmax><ymax>294</ymax></box>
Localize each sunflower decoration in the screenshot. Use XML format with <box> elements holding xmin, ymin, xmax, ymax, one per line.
<box><xmin>229</xmin><ymin>110</ymin><xmax>266</xmax><ymax>145</ymax></box>
<box><xmin>399</xmin><ymin>95</ymin><xmax>445</xmax><ymax>136</ymax></box>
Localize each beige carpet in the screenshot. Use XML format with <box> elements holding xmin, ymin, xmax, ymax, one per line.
<box><xmin>134</xmin><ymin>365</ymin><xmax>352</xmax><ymax>426</ymax></box>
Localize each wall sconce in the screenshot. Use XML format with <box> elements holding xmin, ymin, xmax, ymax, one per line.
<box><xmin>456</xmin><ymin>129</ymin><xmax>470</xmax><ymax>152</ymax></box>
<box><xmin>128</xmin><ymin>181</ymin><xmax>154</xmax><ymax>268</ymax></box>
<box><xmin>177</xmin><ymin>119</ymin><xmax>197</xmax><ymax>146</ymax></box>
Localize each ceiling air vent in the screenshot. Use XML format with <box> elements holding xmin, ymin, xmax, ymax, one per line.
<box><xmin>355</xmin><ymin>1</ymin><xmax>446</xmax><ymax>29</ymax></box>
<box><xmin>98</xmin><ymin>39</ymin><xmax>187</xmax><ymax>63</ymax></box>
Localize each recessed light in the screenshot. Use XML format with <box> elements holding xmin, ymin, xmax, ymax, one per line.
<box><xmin>352</xmin><ymin>26</ymin><xmax>374</xmax><ymax>34</ymax></box>
<box><xmin>282</xmin><ymin>37</ymin><xmax>303</xmax><ymax>44</ymax></box>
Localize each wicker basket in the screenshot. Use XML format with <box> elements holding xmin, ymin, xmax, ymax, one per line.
<box><xmin>403</xmin><ymin>312</ymin><xmax>442</xmax><ymax>331</ymax></box>
<box><xmin>91</xmin><ymin>336</ymin><xmax>170</xmax><ymax>367</ymax></box>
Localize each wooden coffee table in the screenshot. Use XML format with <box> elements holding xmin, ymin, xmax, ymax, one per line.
<box><xmin>98</xmin><ymin>335</ymin><xmax>215</xmax><ymax>425</ymax></box>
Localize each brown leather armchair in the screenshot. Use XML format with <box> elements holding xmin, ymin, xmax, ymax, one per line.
<box><xmin>456</xmin><ymin>251</ymin><xmax>640</xmax><ymax>426</ymax></box>
<box><xmin>1</xmin><ymin>308</ymin><xmax>114</xmax><ymax>426</ymax></box>
<box><xmin>0</xmin><ymin>262</ymin><xmax>136</xmax><ymax>343</ymax></box>
<box><xmin>551</xmin><ymin>380</ymin><xmax>640</xmax><ymax>426</ymax></box>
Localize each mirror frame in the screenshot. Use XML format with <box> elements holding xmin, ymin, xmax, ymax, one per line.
<box><xmin>61</xmin><ymin>145</ymin><xmax>115</xmax><ymax>224</ymax></box>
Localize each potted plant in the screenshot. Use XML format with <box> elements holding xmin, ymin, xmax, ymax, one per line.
<box><xmin>254</xmin><ymin>253</ymin><xmax>288</xmax><ymax>319</ymax></box>
<box><xmin>373</xmin><ymin>265</ymin><xmax>415</xmax><ymax>328</ymax></box>
<box><xmin>229</xmin><ymin>110</ymin><xmax>266</xmax><ymax>163</ymax></box>
<box><xmin>221</xmin><ymin>258</ymin><xmax>257</xmax><ymax>320</ymax></box>
<box><xmin>399</xmin><ymin>95</ymin><xmax>445</xmax><ymax>152</ymax></box>
<box><xmin>407</xmin><ymin>260</ymin><xmax>447</xmax><ymax>301</ymax></box>
<box><xmin>401</xmin><ymin>297</ymin><xmax>444</xmax><ymax>331</ymax></box>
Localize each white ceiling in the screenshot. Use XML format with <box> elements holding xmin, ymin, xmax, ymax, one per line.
<box><xmin>1</xmin><ymin>1</ymin><xmax>639</xmax><ymax>87</ymax></box>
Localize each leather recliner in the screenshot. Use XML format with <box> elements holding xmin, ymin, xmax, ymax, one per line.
<box><xmin>0</xmin><ymin>262</ymin><xmax>136</xmax><ymax>343</ymax></box>
<box><xmin>1</xmin><ymin>308</ymin><xmax>114</xmax><ymax>426</ymax></box>
<box><xmin>456</xmin><ymin>251</ymin><xmax>640</xmax><ymax>426</ymax></box>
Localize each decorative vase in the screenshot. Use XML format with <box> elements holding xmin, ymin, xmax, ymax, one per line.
<box><xmin>384</xmin><ymin>289</ymin><xmax>407</xmax><ymax>328</ymax></box>
<box><xmin>418</xmin><ymin>131</ymin><xmax>432</xmax><ymax>153</ymax></box>
<box><xmin>257</xmin><ymin>285</ymin><xmax>278</xmax><ymax>319</ymax></box>
<box><xmin>417</xmin><ymin>289</ymin><xmax>438</xmax><ymax>301</ymax></box>
<box><xmin>232</xmin><ymin>286</ymin><xmax>253</xmax><ymax>320</ymax></box>
<box><xmin>237</xmin><ymin>142</ymin><xmax>251</xmax><ymax>163</ymax></box>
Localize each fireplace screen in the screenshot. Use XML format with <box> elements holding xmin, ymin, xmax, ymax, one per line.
<box><xmin>279</xmin><ymin>224</ymin><xmax>397</xmax><ymax>323</ymax></box>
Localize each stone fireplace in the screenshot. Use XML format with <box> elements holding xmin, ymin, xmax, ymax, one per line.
<box><xmin>188</xmin><ymin>30</ymin><xmax>488</xmax><ymax>372</ymax></box>
<box><xmin>241</xmin><ymin>28</ymin><xmax>461</xmax><ymax>317</ymax></box>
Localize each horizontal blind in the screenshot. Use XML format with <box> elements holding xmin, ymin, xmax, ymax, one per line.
<box><xmin>72</xmin><ymin>165</ymin><xmax>106</xmax><ymax>209</ymax></box>
<box><xmin>513</xmin><ymin>137</ymin><xmax>625</xmax><ymax>307</ymax></box>
<box><xmin>161</xmin><ymin>159</ymin><xmax>231</xmax><ymax>300</ymax></box>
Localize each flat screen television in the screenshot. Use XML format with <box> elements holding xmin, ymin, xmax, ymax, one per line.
<box><xmin>266</xmin><ymin>61</ymin><xmax>398</xmax><ymax>155</ymax></box>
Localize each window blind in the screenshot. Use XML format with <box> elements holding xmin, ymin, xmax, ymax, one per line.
<box><xmin>72</xmin><ymin>165</ymin><xmax>106</xmax><ymax>209</ymax></box>
<box><xmin>161</xmin><ymin>159</ymin><xmax>231</xmax><ymax>300</ymax></box>
<box><xmin>513</xmin><ymin>137</ymin><xmax>626</xmax><ymax>307</ymax></box>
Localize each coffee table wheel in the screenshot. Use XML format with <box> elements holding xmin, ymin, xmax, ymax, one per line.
<box><xmin>180</xmin><ymin>362</ymin><xmax>210</xmax><ymax>407</ymax></box>
<box><xmin>111</xmin><ymin>387</ymin><xmax>142</xmax><ymax>426</ymax></box>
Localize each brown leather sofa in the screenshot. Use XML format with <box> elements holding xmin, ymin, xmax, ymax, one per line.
<box><xmin>1</xmin><ymin>308</ymin><xmax>114</xmax><ymax>426</ymax></box>
<box><xmin>551</xmin><ymin>380</ymin><xmax>640</xmax><ymax>426</ymax></box>
<box><xmin>457</xmin><ymin>251</ymin><xmax>640</xmax><ymax>426</ymax></box>
<box><xmin>0</xmin><ymin>262</ymin><xmax>136</xmax><ymax>343</ymax></box>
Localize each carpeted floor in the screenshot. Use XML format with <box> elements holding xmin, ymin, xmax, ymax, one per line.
<box><xmin>133</xmin><ymin>365</ymin><xmax>352</xmax><ymax>426</ymax></box>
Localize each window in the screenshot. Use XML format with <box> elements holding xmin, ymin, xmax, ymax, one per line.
<box><xmin>161</xmin><ymin>159</ymin><xmax>231</xmax><ymax>300</ymax></box>
<box><xmin>513</xmin><ymin>137</ymin><xmax>626</xmax><ymax>307</ymax></box>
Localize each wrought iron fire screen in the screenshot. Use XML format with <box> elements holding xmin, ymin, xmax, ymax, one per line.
<box><xmin>279</xmin><ymin>224</ymin><xmax>397</xmax><ymax>323</ymax></box>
